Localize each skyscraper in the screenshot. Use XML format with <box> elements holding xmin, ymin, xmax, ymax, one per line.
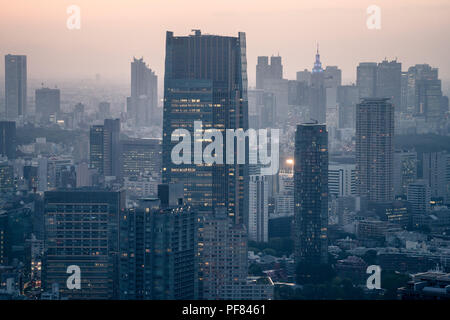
<box><xmin>357</xmin><ymin>62</ymin><xmax>377</xmax><ymax>99</ymax></box>
<box><xmin>44</xmin><ymin>189</ymin><xmax>125</xmax><ymax>299</ymax></box>
<box><xmin>128</xmin><ymin>57</ymin><xmax>158</xmax><ymax>127</ymax></box>
<box><xmin>0</xmin><ymin>121</ymin><xmax>16</xmax><ymax>159</ymax></box>
<box><xmin>162</xmin><ymin>30</ymin><xmax>248</xmax><ymax>223</ymax></box>
<box><xmin>406</xmin><ymin>64</ymin><xmax>438</xmax><ymax>112</ymax></box>
<box><xmin>35</xmin><ymin>87</ymin><xmax>60</xmax><ymax>123</ymax></box>
<box><xmin>294</xmin><ymin>123</ymin><xmax>328</xmax><ymax>265</ymax></box>
<box><xmin>356</xmin><ymin>98</ymin><xmax>394</xmax><ymax>202</ymax></box>
<box><xmin>89</xmin><ymin>119</ymin><xmax>121</xmax><ymax>178</ymax></box>
<box><xmin>5</xmin><ymin>55</ymin><xmax>27</xmax><ymax>119</ymax></box>
<box><xmin>199</xmin><ymin>210</ymin><xmax>261</xmax><ymax>300</ymax></box>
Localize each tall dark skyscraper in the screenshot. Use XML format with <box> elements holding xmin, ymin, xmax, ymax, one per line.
<box><xmin>128</xmin><ymin>57</ymin><xmax>158</xmax><ymax>127</ymax></box>
<box><xmin>310</xmin><ymin>47</ymin><xmax>326</xmax><ymax>123</ymax></box>
<box><xmin>5</xmin><ymin>54</ymin><xmax>27</xmax><ymax>119</ymax></box>
<box><xmin>162</xmin><ymin>30</ymin><xmax>248</xmax><ymax>224</ymax></box>
<box><xmin>294</xmin><ymin>123</ymin><xmax>328</xmax><ymax>265</ymax></box>
<box><xmin>356</xmin><ymin>98</ymin><xmax>394</xmax><ymax>202</ymax></box>
<box><xmin>44</xmin><ymin>189</ymin><xmax>125</xmax><ymax>299</ymax></box>
<box><xmin>35</xmin><ymin>87</ymin><xmax>60</xmax><ymax>123</ymax></box>
<box><xmin>0</xmin><ymin>121</ymin><xmax>16</xmax><ymax>159</ymax></box>
<box><xmin>89</xmin><ymin>119</ymin><xmax>121</xmax><ymax>178</ymax></box>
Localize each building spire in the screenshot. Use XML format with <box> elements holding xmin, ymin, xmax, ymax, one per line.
<box><xmin>312</xmin><ymin>43</ymin><xmax>323</xmax><ymax>73</ymax></box>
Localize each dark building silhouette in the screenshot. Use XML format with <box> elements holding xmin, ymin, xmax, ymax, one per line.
<box><xmin>294</xmin><ymin>123</ymin><xmax>328</xmax><ymax>265</ymax></box>
<box><xmin>89</xmin><ymin>119</ymin><xmax>121</xmax><ymax>177</ymax></box>
<box><xmin>0</xmin><ymin>121</ymin><xmax>16</xmax><ymax>159</ymax></box>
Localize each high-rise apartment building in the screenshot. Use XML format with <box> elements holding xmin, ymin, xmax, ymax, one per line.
<box><xmin>357</xmin><ymin>62</ymin><xmax>377</xmax><ymax>99</ymax></box>
<box><xmin>248</xmin><ymin>175</ymin><xmax>269</xmax><ymax>242</ymax></box>
<box><xmin>294</xmin><ymin>123</ymin><xmax>328</xmax><ymax>265</ymax></box>
<box><xmin>119</xmin><ymin>197</ymin><xmax>198</xmax><ymax>300</ymax></box>
<box><xmin>356</xmin><ymin>98</ymin><xmax>394</xmax><ymax>202</ymax></box>
<box><xmin>128</xmin><ymin>57</ymin><xmax>158</xmax><ymax>127</ymax></box>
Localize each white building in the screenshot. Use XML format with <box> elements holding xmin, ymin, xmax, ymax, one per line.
<box><xmin>328</xmin><ymin>162</ymin><xmax>356</xmax><ymax>197</ymax></box>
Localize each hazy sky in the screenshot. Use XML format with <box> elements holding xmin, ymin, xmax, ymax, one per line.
<box><xmin>1</xmin><ymin>0</ymin><xmax>450</xmax><ymax>87</ymax></box>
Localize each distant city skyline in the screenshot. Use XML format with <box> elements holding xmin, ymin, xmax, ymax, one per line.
<box><xmin>1</xmin><ymin>0</ymin><xmax>450</xmax><ymax>86</ymax></box>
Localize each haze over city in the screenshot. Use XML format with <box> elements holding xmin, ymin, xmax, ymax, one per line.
<box><xmin>1</xmin><ymin>0</ymin><xmax>450</xmax><ymax>86</ymax></box>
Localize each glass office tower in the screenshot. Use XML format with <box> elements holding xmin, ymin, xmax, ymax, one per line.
<box><xmin>162</xmin><ymin>30</ymin><xmax>248</xmax><ymax>224</ymax></box>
